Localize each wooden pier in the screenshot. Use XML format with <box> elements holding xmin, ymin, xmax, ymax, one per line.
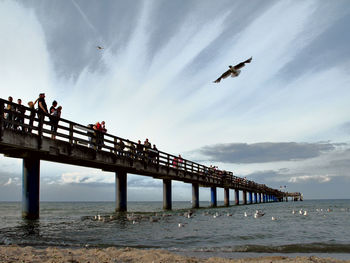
<box><xmin>0</xmin><ymin>98</ymin><xmax>300</xmax><ymax>219</ymax></box>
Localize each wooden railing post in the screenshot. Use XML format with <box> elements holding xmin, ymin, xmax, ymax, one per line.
<box><xmin>156</xmin><ymin>152</ymin><xmax>160</xmax><ymax>171</ymax></box>
<box><xmin>37</xmin><ymin>114</ymin><xmax>43</xmax><ymax>149</ymax></box>
<box><xmin>113</xmin><ymin>137</ymin><xmax>117</xmax><ymax>154</ymax></box>
<box><xmin>69</xmin><ymin>123</ymin><xmax>74</xmax><ymax>144</ymax></box>
<box><xmin>166</xmin><ymin>155</ymin><xmax>170</xmax><ymax>174</ymax></box>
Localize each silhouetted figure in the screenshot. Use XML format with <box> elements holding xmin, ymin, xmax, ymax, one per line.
<box><xmin>5</xmin><ymin>96</ymin><xmax>14</xmax><ymax>129</ymax></box>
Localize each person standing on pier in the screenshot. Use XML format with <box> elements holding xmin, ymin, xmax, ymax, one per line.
<box><xmin>27</xmin><ymin>101</ymin><xmax>36</xmax><ymax>133</ymax></box>
<box><xmin>87</xmin><ymin>124</ymin><xmax>95</xmax><ymax>148</ymax></box>
<box><xmin>49</xmin><ymin>100</ymin><xmax>57</xmax><ymax>115</ymax></box>
<box><xmin>4</xmin><ymin>96</ymin><xmax>14</xmax><ymax>129</ymax></box>
<box><xmin>172</xmin><ymin>155</ymin><xmax>178</xmax><ymax>168</ymax></box>
<box><xmin>136</xmin><ymin>140</ymin><xmax>143</xmax><ymax>160</ymax></box>
<box><xmin>49</xmin><ymin>100</ymin><xmax>58</xmax><ymax>138</ymax></box>
<box><xmin>100</xmin><ymin>121</ymin><xmax>107</xmax><ymax>148</ymax></box>
<box><xmin>50</xmin><ymin>105</ymin><xmax>62</xmax><ymax>139</ymax></box>
<box><xmin>178</xmin><ymin>154</ymin><xmax>183</xmax><ymax>170</ymax></box>
<box><xmin>144</xmin><ymin>138</ymin><xmax>151</xmax><ymax>163</ymax></box>
<box><xmin>14</xmin><ymin>99</ymin><xmax>26</xmax><ymax>131</ymax></box>
<box><xmin>93</xmin><ymin>122</ymin><xmax>102</xmax><ymax>149</ymax></box>
<box><xmin>37</xmin><ymin>93</ymin><xmax>48</xmax><ymax>129</ymax></box>
<box><xmin>93</xmin><ymin>121</ymin><xmax>107</xmax><ymax>150</ymax></box>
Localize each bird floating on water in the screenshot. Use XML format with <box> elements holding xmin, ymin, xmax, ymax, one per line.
<box><xmin>254</xmin><ymin>210</ymin><xmax>265</xmax><ymax>218</ymax></box>
<box><xmin>213</xmin><ymin>57</ymin><xmax>252</xmax><ymax>83</ymax></box>
<box><xmin>97</xmin><ymin>46</ymin><xmax>104</xmax><ymax>50</ymax></box>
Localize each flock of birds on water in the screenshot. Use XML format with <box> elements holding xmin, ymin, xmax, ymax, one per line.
<box><xmin>88</xmin><ymin>207</ymin><xmax>347</xmax><ymax>227</ymax></box>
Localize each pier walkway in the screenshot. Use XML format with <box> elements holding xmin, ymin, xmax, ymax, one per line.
<box><xmin>0</xmin><ymin>98</ymin><xmax>300</xmax><ymax>219</ymax></box>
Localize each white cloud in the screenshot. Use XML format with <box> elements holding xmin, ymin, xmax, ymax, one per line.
<box><xmin>60</xmin><ymin>171</ymin><xmax>114</xmax><ymax>184</ymax></box>
<box><xmin>288</xmin><ymin>174</ymin><xmax>331</xmax><ymax>183</ymax></box>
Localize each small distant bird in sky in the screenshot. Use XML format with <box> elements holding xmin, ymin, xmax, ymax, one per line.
<box><xmin>213</xmin><ymin>57</ymin><xmax>252</xmax><ymax>83</ymax></box>
<box><xmin>97</xmin><ymin>46</ymin><xmax>104</xmax><ymax>50</ymax></box>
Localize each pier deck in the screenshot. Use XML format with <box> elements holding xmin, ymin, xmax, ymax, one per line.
<box><xmin>0</xmin><ymin>98</ymin><xmax>301</xmax><ymax>219</ymax></box>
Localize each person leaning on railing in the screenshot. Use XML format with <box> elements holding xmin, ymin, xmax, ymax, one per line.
<box><xmin>14</xmin><ymin>99</ymin><xmax>26</xmax><ymax>132</ymax></box>
<box><xmin>92</xmin><ymin>121</ymin><xmax>107</xmax><ymax>150</ymax></box>
<box><xmin>136</xmin><ymin>140</ymin><xmax>143</xmax><ymax>160</ymax></box>
<box><xmin>87</xmin><ymin>124</ymin><xmax>95</xmax><ymax>148</ymax></box>
<box><xmin>143</xmin><ymin>138</ymin><xmax>151</xmax><ymax>162</ymax></box>
<box><xmin>37</xmin><ymin>93</ymin><xmax>48</xmax><ymax>130</ymax></box>
<box><xmin>149</xmin><ymin>144</ymin><xmax>159</xmax><ymax>164</ymax></box>
<box><xmin>116</xmin><ymin>139</ymin><xmax>125</xmax><ymax>156</ymax></box>
<box><xmin>178</xmin><ymin>154</ymin><xmax>183</xmax><ymax>169</ymax></box>
<box><xmin>50</xmin><ymin>106</ymin><xmax>62</xmax><ymax>139</ymax></box>
<box><xmin>27</xmin><ymin>101</ymin><xmax>36</xmax><ymax>133</ymax></box>
<box><xmin>4</xmin><ymin>96</ymin><xmax>14</xmax><ymax>129</ymax></box>
<box><xmin>125</xmin><ymin>139</ymin><xmax>136</xmax><ymax>159</ymax></box>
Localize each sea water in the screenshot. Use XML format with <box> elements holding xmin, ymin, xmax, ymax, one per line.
<box><xmin>0</xmin><ymin>200</ymin><xmax>349</xmax><ymax>259</ymax></box>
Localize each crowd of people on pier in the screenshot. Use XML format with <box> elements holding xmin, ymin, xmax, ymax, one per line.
<box><xmin>2</xmin><ymin>94</ymin><xmax>232</xmax><ymax>179</ymax></box>
<box><xmin>4</xmin><ymin>94</ymin><xmax>62</xmax><ymax>139</ymax></box>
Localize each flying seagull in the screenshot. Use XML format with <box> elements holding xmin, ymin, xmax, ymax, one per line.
<box><xmin>213</xmin><ymin>57</ymin><xmax>252</xmax><ymax>83</ymax></box>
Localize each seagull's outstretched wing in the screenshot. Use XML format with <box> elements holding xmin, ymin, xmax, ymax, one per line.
<box><xmin>233</xmin><ymin>57</ymin><xmax>252</xmax><ymax>70</ymax></box>
<box><xmin>213</xmin><ymin>69</ymin><xmax>232</xmax><ymax>83</ymax></box>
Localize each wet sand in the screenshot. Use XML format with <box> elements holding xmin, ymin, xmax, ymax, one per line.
<box><xmin>0</xmin><ymin>245</ymin><xmax>349</xmax><ymax>263</ymax></box>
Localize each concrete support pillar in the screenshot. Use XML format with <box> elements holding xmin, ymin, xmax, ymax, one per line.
<box><xmin>224</xmin><ymin>188</ymin><xmax>229</xmax><ymax>207</ymax></box>
<box><xmin>210</xmin><ymin>187</ymin><xmax>217</xmax><ymax>207</ymax></box>
<box><xmin>259</xmin><ymin>193</ymin><xmax>262</xmax><ymax>203</ymax></box>
<box><xmin>163</xmin><ymin>179</ymin><xmax>172</xmax><ymax>210</ymax></box>
<box><xmin>115</xmin><ymin>170</ymin><xmax>127</xmax><ymax>212</ymax></box>
<box><xmin>243</xmin><ymin>190</ymin><xmax>247</xmax><ymax>205</ymax></box>
<box><xmin>192</xmin><ymin>183</ymin><xmax>199</xmax><ymax>209</ymax></box>
<box><xmin>235</xmin><ymin>189</ymin><xmax>239</xmax><ymax>205</ymax></box>
<box><xmin>254</xmin><ymin>193</ymin><xmax>258</xmax><ymax>204</ymax></box>
<box><xmin>22</xmin><ymin>158</ymin><xmax>40</xmax><ymax>219</ymax></box>
<box><xmin>249</xmin><ymin>192</ymin><xmax>253</xmax><ymax>204</ymax></box>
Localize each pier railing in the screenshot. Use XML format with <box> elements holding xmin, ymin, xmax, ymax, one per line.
<box><xmin>1</xmin><ymin>98</ymin><xmax>280</xmax><ymax>195</ymax></box>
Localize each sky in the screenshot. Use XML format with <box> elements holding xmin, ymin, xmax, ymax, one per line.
<box><xmin>1</xmin><ymin>0</ymin><xmax>350</xmax><ymax>201</ymax></box>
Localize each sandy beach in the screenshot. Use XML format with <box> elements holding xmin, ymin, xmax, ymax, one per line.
<box><xmin>0</xmin><ymin>245</ymin><xmax>349</xmax><ymax>263</ymax></box>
